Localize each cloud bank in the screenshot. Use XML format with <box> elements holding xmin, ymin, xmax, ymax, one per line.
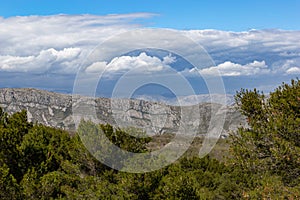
<box><xmin>184</xmin><ymin>29</ymin><xmax>300</xmax><ymax>76</ymax></box>
<box><xmin>0</xmin><ymin>13</ymin><xmax>155</xmax><ymax>73</ymax></box>
<box><xmin>0</xmin><ymin>14</ymin><xmax>299</xmax><ymax>94</ymax></box>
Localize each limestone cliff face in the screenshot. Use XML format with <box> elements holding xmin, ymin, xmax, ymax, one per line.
<box><xmin>0</xmin><ymin>88</ymin><xmax>74</xmax><ymax>130</ymax></box>
<box><xmin>0</xmin><ymin>88</ymin><xmax>246</xmax><ymax>136</ymax></box>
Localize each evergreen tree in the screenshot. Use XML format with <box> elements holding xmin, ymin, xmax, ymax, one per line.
<box><xmin>230</xmin><ymin>79</ymin><xmax>300</xmax><ymax>196</ymax></box>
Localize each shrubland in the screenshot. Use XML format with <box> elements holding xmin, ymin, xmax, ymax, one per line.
<box><xmin>1</xmin><ymin>79</ymin><xmax>299</xmax><ymax>199</ymax></box>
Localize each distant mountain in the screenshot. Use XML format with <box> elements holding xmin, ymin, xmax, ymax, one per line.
<box><xmin>0</xmin><ymin>88</ymin><xmax>246</xmax><ymax>137</ymax></box>
<box><xmin>134</xmin><ymin>94</ymin><xmax>235</xmax><ymax>106</ymax></box>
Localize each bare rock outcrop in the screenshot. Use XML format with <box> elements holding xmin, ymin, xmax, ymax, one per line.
<box><xmin>0</xmin><ymin>88</ymin><xmax>246</xmax><ymax>137</ymax></box>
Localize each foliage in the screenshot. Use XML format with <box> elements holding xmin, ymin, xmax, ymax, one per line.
<box><xmin>0</xmin><ymin>78</ymin><xmax>299</xmax><ymax>199</ymax></box>
<box><xmin>230</xmin><ymin>78</ymin><xmax>300</xmax><ymax>196</ymax></box>
<box><xmin>0</xmin><ymin>107</ymin><xmax>235</xmax><ymax>199</ymax></box>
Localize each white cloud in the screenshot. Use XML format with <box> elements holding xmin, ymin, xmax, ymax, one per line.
<box><xmin>0</xmin><ymin>13</ymin><xmax>155</xmax><ymax>73</ymax></box>
<box><xmin>0</xmin><ymin>48</ymin><xmax>81</xmax><ymax>73</ymax></box>
<box><xmin>185</xmin><ymin>29</ymin><xmax>249</xmax><ymax>48</ymax></box>
<box><xmin>184</xmin><ymin>29</ymin><xmax>300</xmax><ymax>75</ymax></box>
<box><xmin>162</xmin><ymin>54</ymin><xmax>177</xmax><ymax>65</ymax></box>
<box><xmin>0</xmin><ymin>15</ymin><xmax>299</xmax><ymax>76</ymax></box>
<box><xmin>198</xmin><ymin>60</ymin><xmax>270</xmax><ymax>76</ymax></box>
<box><xmin>85</xmin><ymin>52</ymin><xmax>173</xmax><ymax>76</ymax></box>
<box><xmin>184</xmin><ymin>29</ymin><xmax>300</xmax><ymax>53</ymax></box>
<box><xmin>286</xmin><ymin>67</ymin><xmax>300</xmax><ymax>75</ymax></box>
<box><xmin>85</xmin><ymin>61</ymin><xmax>108</xmax><ymax>73</ymax></box>
<box><xmin>271</xmin><ymin>59</ymin><xmax>300</xmax><ymax>74</ymax></box>
<box><xmin>0</xmin><ymin>13</ymin><xmax>299</xmax><ymax>96</ymax></box>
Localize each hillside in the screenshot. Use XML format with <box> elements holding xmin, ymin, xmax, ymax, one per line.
<box><xmin>0</xmin><ymin>79</ymin><xmax>299</xmax><ymax>199</ymax></box>
<box><xmin>0</xmin><ymin>88</ymin><xmax>246</xmax><ymax>137</ymax></box>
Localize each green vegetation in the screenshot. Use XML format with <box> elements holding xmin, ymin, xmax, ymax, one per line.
<box><xmin>229</xmin><ymin>78</ymin><xmax>300</xmax><ymax>198</ymax></box>
<box><xmin>0</xmin><ymin>79</ymin><xmax>299</xmax><ymax>199</ymax></box>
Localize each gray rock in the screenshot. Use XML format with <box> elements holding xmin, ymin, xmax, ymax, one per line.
<box><xmin>0</xmin><ymin>88</ymin><xmax>247</xmax><ymax>137</ymax></box>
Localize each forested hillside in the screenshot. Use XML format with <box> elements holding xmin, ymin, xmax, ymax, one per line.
<box><xmin>0</xmin><ymin>79</ymin><xmax>299</xmax><ymax>199</ymax></box>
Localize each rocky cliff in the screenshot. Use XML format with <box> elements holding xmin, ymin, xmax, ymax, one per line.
<box><xmin>0</xmin><ymin>88</ymin><xmax>246</xmax><ymax>137</ymax></box>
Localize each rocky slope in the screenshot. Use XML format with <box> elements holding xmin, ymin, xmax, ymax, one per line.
<box><xmin>0</xmin><ymin>88</ymin><xmax>246</xmax><ymax>137</ymax></box>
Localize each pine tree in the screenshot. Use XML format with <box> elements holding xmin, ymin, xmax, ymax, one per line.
<box><xmin>230</xmin><ymin>79</ymin><xmax>300</xmax><ymax>186</ymax></box>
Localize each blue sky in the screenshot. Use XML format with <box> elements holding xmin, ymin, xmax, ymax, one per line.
<box><xmin>0</xmin><ymin>1</ymin><xmax>299</xmax><ymax>100</ymax></box>
<box><xmin>1</xmin><ymin>0</ymin><xmax>300</xmax><ymax>31</ymax></box>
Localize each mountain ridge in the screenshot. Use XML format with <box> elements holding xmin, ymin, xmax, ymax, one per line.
<box><xmin>0</xmin><ymin>88</ymin><xmax>246</xmax><ymax>137</ymax></box>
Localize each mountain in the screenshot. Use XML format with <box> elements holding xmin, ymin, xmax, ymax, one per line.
<box><xmin>0</xmin><ymin>88</ymin><xmax>246</xmax><ymax>137</ymax></box>
<box><xmin>134</xmin><ymin>94</ymin><xmax>235</xmax><ymax>106</ymax></box>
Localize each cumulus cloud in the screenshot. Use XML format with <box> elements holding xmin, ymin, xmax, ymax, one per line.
<box><xmin>162</xmin><ymin>54</ymin><xmax>177</xmax><ymax>65</ymax></box>
<box><xmin>271</xmin><ymin>59</ymin><xmax>300</xmax><ymax>74</ymax></box>
<box><xmin>85</xmin><ymin>52</ymin><xmax>175</xmax><ymax>76</ymax></box>
<box><xmin>286</xmin><ymin>67</ymin><xmax>300</xmax><ymax>74</ymax></box>
<box><xmin>194</xmin><ymin>60</ymin><xmax>269</xmax><ymax>76</ymax></box>
<box><xmin>184</xmin><ymin>29</ymin><xmax>300</xmax><ymax>71</ymax></box>
<box><xmin>85</xmin><ymin>61</ymin><xmax>108</xmax><ymax>73</ymax></box>
<box><xmin>0</xmin><ymin>14</ymin><xmax>299</xmax><ymax>94</ymax></box>
<box><xmin>181</xmin><ymin>60</ymin><xmax>270</xmax><ymax>77</ymax></box>
<box><xmin>0</xmin><ymin>14</ymin><xmax>299</xmax><ymax>77</ymax></box>
<box><xmin>0</xmin><ymin>13</ymin><xmax>155</xmax><ymax>73</ymax></box>
<box><xmin>0</xmin><ymin>48</ymin><xmax>81</xmax><ymax>73</ymax></box>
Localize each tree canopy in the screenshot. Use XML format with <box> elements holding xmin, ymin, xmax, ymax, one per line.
<box><xmin>230</xmin><ymin>78</ymin><xmax>300</xmax><ymax>197</ymax></box>
<box><xmin>0</xmin><ymin>78</ymin><xmax>299</xmax><ymax>199</ymax></box>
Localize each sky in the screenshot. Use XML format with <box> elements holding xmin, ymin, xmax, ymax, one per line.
<box><xmin>0</xmin><ymin>0</ymin><xmax>299</xmax><ymax>101</ymax></box>
<box><xmin>1</xmin><ymin>0</ymin><xmax>300</xmax><ymax>31</ymax></box>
